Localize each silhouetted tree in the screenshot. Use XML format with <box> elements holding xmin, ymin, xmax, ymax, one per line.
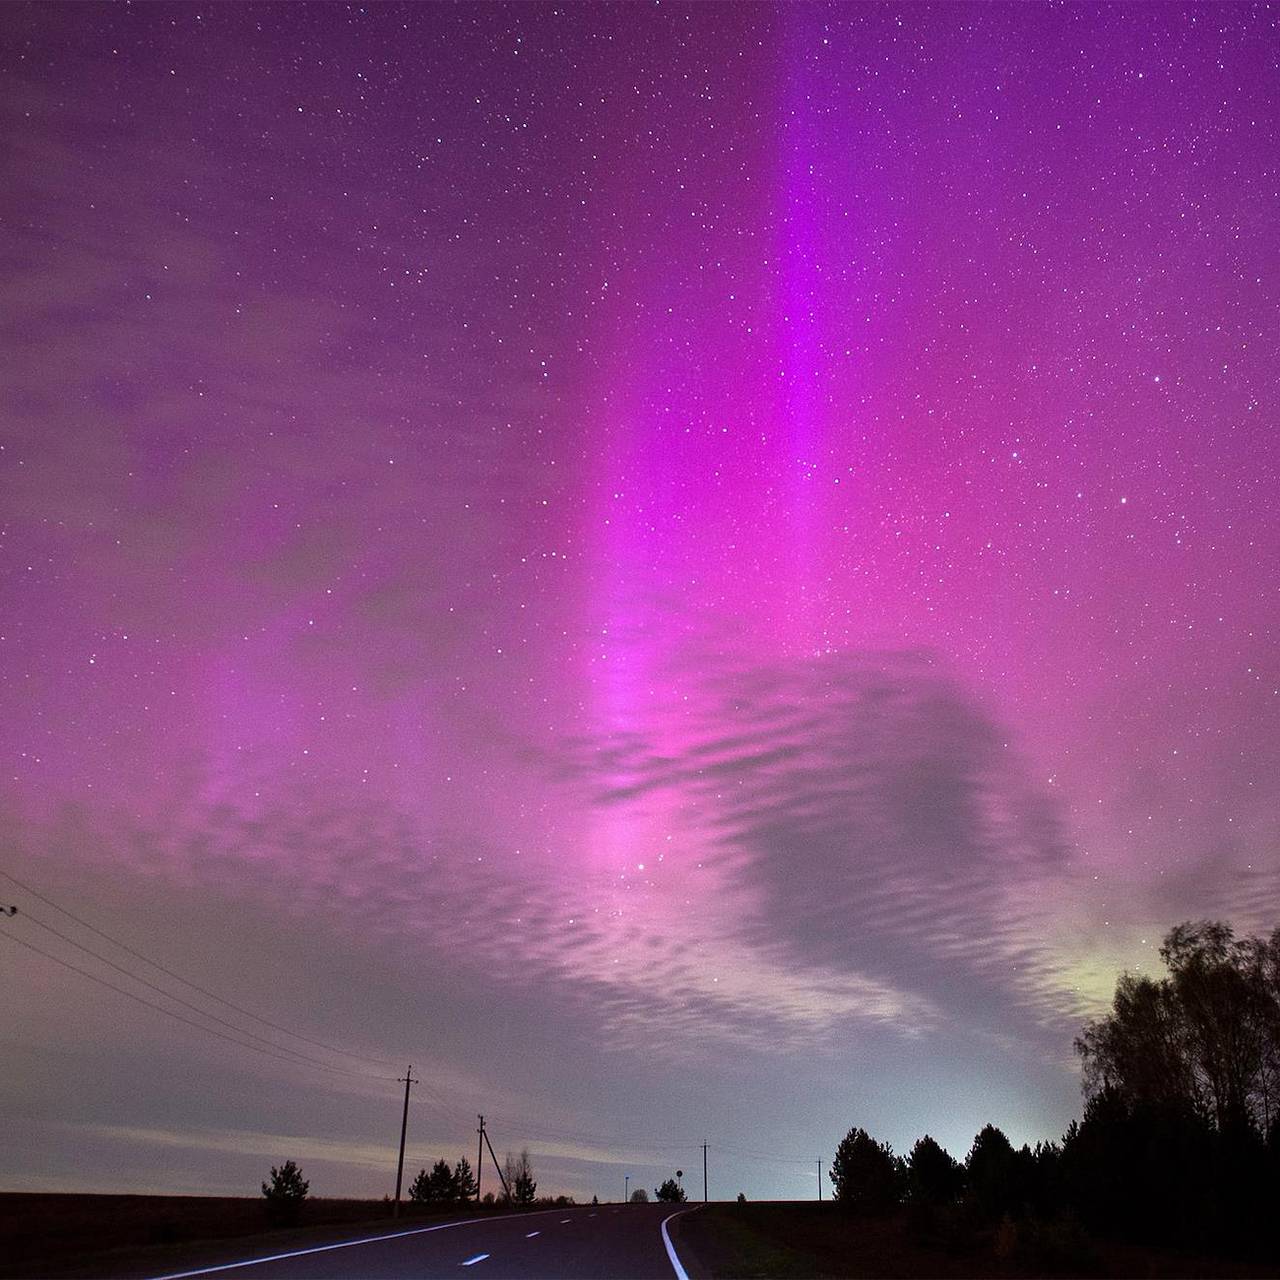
<box><xmin>1024</xmin><ymin>1140</ymin><xmax>1062</xmax><ymax>1216</ymax></box>
<box><xmin>1165</xmin><ymin>922</ymin><xmax>1278</xmax><ymax>1133</ymax></box>
<box><xmin>830</xmin><ymin>1127</ymin><xmax>902</xmax><ymax>1212</ymax></box>
<box><xmin>512</xmin><ymin>1149</ymin><xmax>537</xmax><ymax>1205</ymax></box>
<box><xmin>629</xmin><ymin>1187</ymin><xmax>649</xmax><ymax>1202</ymax></box>
<box><xmin>1060</xmin><ymin>1088</ymin><xmax>1214</xmax><ymax>1243</ymax></box>
<box><xmin>654</xmin><ymin>1177</ymin><xmax>686</xmax><ymax>1203</ymax></box>
<box><xmin>427</xmin><ymin>1158</ymin><xmax>457</xmax><ymax>1201</ymax></box>
<box><xmin>1077</xmin><ymin>921</ymin><xmax>1280</xmax><ymax>1138</ymax></box>
<box><xmin>906</xmin><ymin>1134</ymin><xmax>963</xmax><ymax>1205</ymax></box>
<box><xmin>408</xmin><ymin>1168</ymin><xmax>433</xmax><ymax>1203</ymax></box>
<box><xmin>453</xmin><ymin>1156</ymin><xmax>478</xmax><ymax>1201</ymax></box>
<box><xmin>1069</xmin><ymin>919</ymin><xmax>1280</xmax><ymax>1255</ymax></box>
<box><xmin>966</xmin><ymin>1124</ymin><xmax>1020</xmax><ymax>1219</ymax></box>
<box><xmin>261</xmin><ymin>1159</ymin><xmax>309</xmax><ymax>1225</ymax></box>
<box><xmin>501</xmin><ymin>1153</ymin><xmax>518</xmax><ymax>1203</ymax></box>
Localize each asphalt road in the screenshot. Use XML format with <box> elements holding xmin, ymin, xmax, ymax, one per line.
<box><xmin>147</xmin><ymin>1204</ymin><xmax>699</xmax><ymax>1280</ymax></box>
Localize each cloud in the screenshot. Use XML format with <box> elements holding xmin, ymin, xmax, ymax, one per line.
<box><xmin>14</xmin><ymin>638</ymin><xmax>1269</xmax><ymax>1078</ymax></box>
<box><xmin>76</xmin><ymin>1122</ymin><xmax>397</xmax><ymax>1173</ymax></box>
<box><xmin>563</xmin><ymin>649</ymin><xmax>1086</xmax><ymax>1041</ymax></box>
<box><xmin>4</xmin><ymin>643</ymin><xmax>1082</xmax><ymax>1069</ymax></box>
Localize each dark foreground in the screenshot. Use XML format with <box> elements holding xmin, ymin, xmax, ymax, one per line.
<box><xmin>0</xmin><ymin>1199</ymin><xmax>699</xmax><ymax>1280</ymax></box>
<box><xmin>9</xmin><ymin>1194</ymin><xmax>1279</xmax><ymax>1280</ymax></box>
<box><xmin>677</xmin><ymin>1202</ymin><xmax>1280</xmax><ymax>1279</ymax></box>
<box><xmin>0</xmin><ymin>1195</ymin><xmax>416</xmax><ymax>1279</ymax></box>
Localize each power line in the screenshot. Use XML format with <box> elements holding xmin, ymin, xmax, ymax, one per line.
<box><xmin>2</xmin><ymin>928</ymin><xmax>396</xmax><ymax>1080</ymax></box>
<box><xmin>2</xmin><ymin>877</ymin><xmax>450</xmax><ymax>1109</ymax></box>
<box><xmin>713</xmin><ymin>1142</ymin><xmax>824</xmax><ymax>1167</ymax></box>
<box><xmin>513</xmin><ymin>1119</ymin><xmax>697</xmax><ymax>1151</ymax></box>
<box><xmin>14</xmin><ymin>905</ymin><xmax>393</xmax><ymax>1083</ymax></box>
<box><xmin>0</xmin><ymin>866</ymin><xmax>399</xmax><ymax>1070</ymax></box>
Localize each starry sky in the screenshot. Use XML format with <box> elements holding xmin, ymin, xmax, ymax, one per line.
<box><xmin>3</xmin><ymin>2</ymin><xmax>1278</xmax><ymax>1202</ymax></box>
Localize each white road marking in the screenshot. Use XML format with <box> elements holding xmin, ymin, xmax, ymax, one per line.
<box><xmin>148</xmin><ymin>1208</ymin><xmax>573</xmax><ymax>1279</ymax></box>
<box><xmin>525</xmin><ymin>1230</ymin><xmax>541</xmax><ymax>1238</ymax></box>
<box><xmin>461</xmin><ymin>1254</ymin><xmax>489</xmax><ymax>1267</ymax></box>
<box><xmin>560</xmin><ymin>1217</ymin><xmax>571</xmax><ymax>1223</ymax></box>
<box><xmin>589</xmin><ymin>1212</ymin><xmax>597</xmax><ymax>1217</ymax></box>
<box><xmin>661</xmin><ymin>1205</ymin><xmax>700</xmax><ymax>1280</ymax></box>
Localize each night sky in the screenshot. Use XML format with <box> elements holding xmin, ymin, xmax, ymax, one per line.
<box><xmin>3</xmin><ymin>2</ymin><xmax>1278</xmax><ymax>1202</ymax></box>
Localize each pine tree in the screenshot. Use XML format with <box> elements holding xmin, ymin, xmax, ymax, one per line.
<box><xmin>261</xmin><ymin>1159</ymin><xmax>309</xmax><ymax>1225</ymax></box>
<box><xmin>453</xmin><ymin>1156</ymin><xmax>478</xmax><ymax>1201</ymax></box>
<box><xmin>428</xmin><ymin>1157</ymin><xmax>458</xmax><ymax>1201</ymax></box>
<box><xmin>830</xmin><ymin>1128</ymin><xmax>902</xmax><ymax>1211</ymax></box>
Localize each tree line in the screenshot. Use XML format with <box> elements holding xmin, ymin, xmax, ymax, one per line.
<box><xmin>407</xmin><ymin>1155</ymin><xmax>479</xmax><ymax>1204</ymax></box>
<box><xmin>831</xmin><ymin>921</ymin><xmax>1280</xmax><ymax>1261</ymax></box>
<box><xmin>409</xmin><ymin>1149</ymin><xmax>540</xmax><ymax>1206</ymax></box>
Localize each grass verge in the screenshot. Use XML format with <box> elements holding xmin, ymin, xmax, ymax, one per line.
<box><xmin>678</xmin><ymin>1202</ymin><xmax>1280</xmax><ymax>1279</ymax></box>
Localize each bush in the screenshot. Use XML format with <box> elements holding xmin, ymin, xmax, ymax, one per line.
<box><xmin>1015</xmin><ymin>1211</ymin><xmax>1103</xmax><ymax>1273</ymax></box>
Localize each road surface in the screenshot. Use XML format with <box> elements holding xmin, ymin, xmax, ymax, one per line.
<box><xmin>147</xmin><ymin>1204</ymin><xmax>699</xmax><ymax>1280</ymax></box>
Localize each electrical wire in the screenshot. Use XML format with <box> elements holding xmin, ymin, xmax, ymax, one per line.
<box><xmin>2</xmin><ymin>927</ymin><xmax>398</xmax><ymax>1082</ymax></box>
<box><xmin>0</xmin><ymin>865</ymin><xmax>399</xmax><ymax>1069</ymax></box>
<box><xmin>13</xmin><ymin>905</ymin><xmax>398</xmax><ymax>1082</ymax></box>
<box><xmin>510</xmin><ymin>1119</ymin><xmax>700</xmax><ymax>1152</ymax></box>
<box><xmin>714</xmin><ymin>1142</ymin><xmax>824</xmax><ymax>1167</ymax></box>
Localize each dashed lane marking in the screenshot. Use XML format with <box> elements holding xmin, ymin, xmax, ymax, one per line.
<box><xmin>149</xmin><ymin>1208</ymin><xmax>572</xmax><ymax>1280</ymax></box>
<box><xmin>461</xmin><ymin>1254</ymin><xmax>490</xmax><ymax>1267</ymax></box>
<box><xmin>525</xmin><ymin>1231</ymin><xmax>541</xmax><ymax>1238</ymax></box>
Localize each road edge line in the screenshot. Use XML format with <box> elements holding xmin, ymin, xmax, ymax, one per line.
<box><xmin>148</xmin><ymin>1206</ymin><xmax>577</xmax><ymax>1280</ymax></box>
<box><xmin>660</xmin><ymin>1204</ymin><xmax>701</xmax><ymax>1280</ymax></box>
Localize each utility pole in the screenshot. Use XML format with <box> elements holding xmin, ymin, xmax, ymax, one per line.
<box><xmin>702</xmin><ymin>1142</ymin><xmax>708</xmax><ymax>1203</ymax></box>
<box><xmin>476</xmin><ymin>1116</ymin><xmax>486</xmax><ymax>1203</ymax></box>
<box><xmin>480</xmin><ymin>1119</ymin><xmax>511</xmax><ymax>1201</ymax></box>
<box><xmin>392</xmin><ymin>1065</ymin><xmax>417</xmax><ymax>1218</ymax></box>
<box><xmin>624</xmin><ymin>1174</ymin><xmax>630</xmax><ymax>1204</ymax></box>
<box><xmin>817</xmin><ymin>1159</ymin><xmax>822</xmax><ymax>1201</ymax></box>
